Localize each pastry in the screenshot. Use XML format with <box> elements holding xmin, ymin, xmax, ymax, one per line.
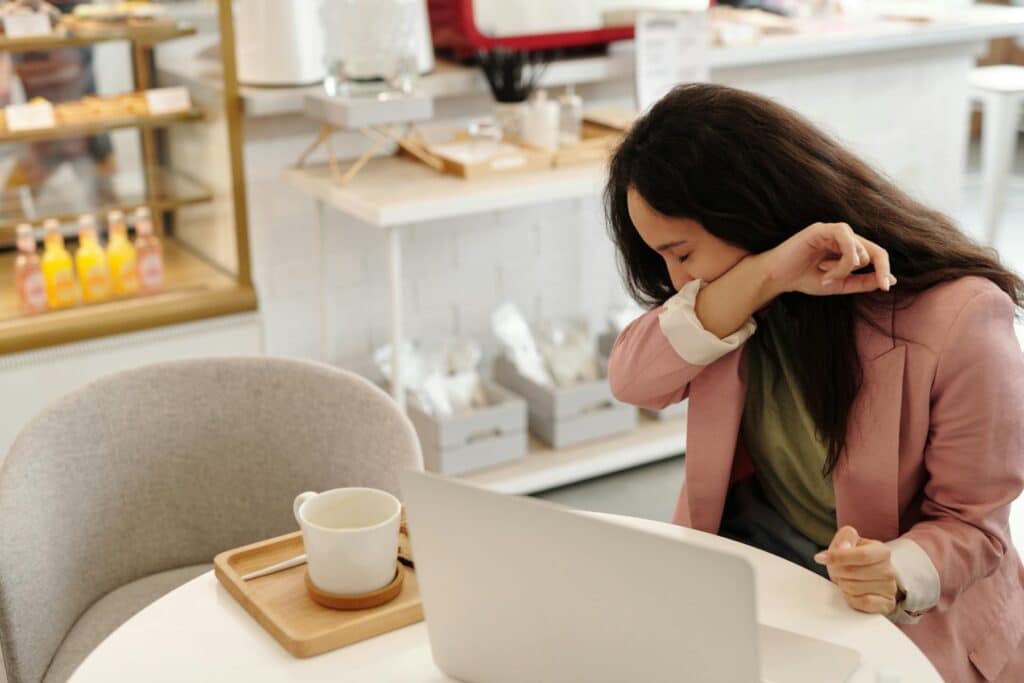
<box><xmin>0</xmin><ymin>0</ymin><xmax>62</xmax><ymax>33</ymax></box>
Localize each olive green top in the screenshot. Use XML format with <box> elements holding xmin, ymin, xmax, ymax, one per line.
<box><xmin>741</xmin><ymin>302</ymin><xmax>837</xmax><ymax>548</ymax></box>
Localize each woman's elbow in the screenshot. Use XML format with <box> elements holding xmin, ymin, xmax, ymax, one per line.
<box><xmin>608</xmin><ymin>363</ymin><xmax>679</xmax><ymax>409</ymax></box>
<box><xmin>608</xmin><ymin>368</ymin><xmax>640</xmax><ymax>405</ymax></box>
<box><xmin>607</xmin><ymin>356</ymin><xmax>631</xmax><ymax>400</ymax></box>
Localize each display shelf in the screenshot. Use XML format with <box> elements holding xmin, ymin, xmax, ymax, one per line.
<box><xmin>0</xmin><ymin>0</ymin><xmax>257</xmax><ymax>356</ymax></box>
<box><xmin>0</xmin><ymin>107</ymin><xmax>203</xmax><ymax>145</ymax></box>
<box><xmin>0</xmin><ymin>20</ymin><xmax>195</xmax><ymax>53</ymax></box>
<box><xmin>0</xmin><ymin>167</ymin><xmax>212</xmax><ymax>243</ymax></box>
<box><xmin>286</xmin><ymin>156</ymin><xmax>606</xmax><ymax>228</ymax></box>
<box><xmin>0</xmin><ymin>237</ymin><xmax>256</xmax><ymax>354</ymax></box>
<box><xmin>460</xmin><ymin>414</ymin><xmax>686</xmax><ymax>495</ymax></box>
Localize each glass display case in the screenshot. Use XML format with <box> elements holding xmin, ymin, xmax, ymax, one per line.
<box><xmin>0</xmin><ymin>0</ymin><xmax>255</xmax><ymax>354</ymax></box>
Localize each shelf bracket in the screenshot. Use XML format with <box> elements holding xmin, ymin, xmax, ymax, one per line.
<box><xmin>293</xmin><ymin>123</ymin><xmax>442</xmax><ymax>187</ymax></box>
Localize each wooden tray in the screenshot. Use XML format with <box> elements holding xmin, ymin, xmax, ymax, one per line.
<box><xmin>552</xmin><ymin>122</ymin><xmax>623</xmax><ymax>168</ymax></box>
<box><xmin>214</xmin><ymin>529</ymin><xmax>423</xmax><ymax>658</ymax></box>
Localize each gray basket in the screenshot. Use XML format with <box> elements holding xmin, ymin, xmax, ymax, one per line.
<box><xmin>406</xmin><ymin>379</ymin><xmax>528</xmax><ymax>476</ymax></box>
<box><xmin>493</xmin><ymin>355</ymin><xmax>637</xmax><ymax>449</ymax></box>
<box><xmin>598</xmin><ymin>331</ymin><xmax>688</xmax><ymax>421</ymax></box>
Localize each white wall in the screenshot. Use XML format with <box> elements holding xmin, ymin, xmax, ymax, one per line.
<box><xmin>712</xmin><ymin>44</ymin><xmax>973</xmax><ymax>218</ymax></box>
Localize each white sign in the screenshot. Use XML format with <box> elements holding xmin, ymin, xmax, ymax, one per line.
<box><xmin>635</xmin><ymin>11</ymin><xmax>710</xmax><ymax>113</ymax></box>
<box><xmin>5</xmin><ymin>101</ymin><xmax>56</xmax><ymax>131</ymax></box>
<box><xmin>2</xmin><ymin>13</ymin><xmax>52</xmax><ymax>39</ymax></box>
<box><xmin>144</xmin><ymin>87</ymin><xmax>193</xmax><ymax>115</ymax></box>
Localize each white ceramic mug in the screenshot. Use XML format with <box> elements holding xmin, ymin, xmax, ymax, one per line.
<box><xmin>293</xmin><ymin>487</ymin><xmax>402</xmax><ymax>596</ymax></box>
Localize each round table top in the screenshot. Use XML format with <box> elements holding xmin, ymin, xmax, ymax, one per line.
<box><xmin>69</xmin><ymin>512</ymin><xmax>941</xmax><ymax>683</ymax></box>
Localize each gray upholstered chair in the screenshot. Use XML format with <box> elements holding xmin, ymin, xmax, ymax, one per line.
<box><xmin>0</xmin><ymin>357</ymin><xmax>422</xmax><ymax>683</ymax></box>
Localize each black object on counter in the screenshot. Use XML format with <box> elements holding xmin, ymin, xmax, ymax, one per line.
<box><xmin>477</xmin><ymin>48</ymin><xmax>550</xmax><ymax>103</ymax></box>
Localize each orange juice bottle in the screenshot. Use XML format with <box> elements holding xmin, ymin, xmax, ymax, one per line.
<box><xmin>106</xmin><ymin>210</ymin><xmax>138</xmax><ymax>296</ymax></box>
<box><xmin>41</xmin><ymin>219</ymin><xmax>77</xmax><ymax>309</ymax></box>
<box><xmin>134</xmin><ymin>207</ymin><xmax>163</xmax><ymax>293</ymax></box>
<box><xmin>75</xmin><ymin>215</ymin><xmax>112</xmax><ymax>303</ymax></box>
<box><xmin>14</xmin><ymin>223</ymin><xmax>47</xmax><ymax>314</ymax></box>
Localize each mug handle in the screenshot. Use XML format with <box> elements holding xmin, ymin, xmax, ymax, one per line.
<box><xmin>294</xmin><ymin>491</ymin><xmax>317</xmax><ymax>525</ymax></box>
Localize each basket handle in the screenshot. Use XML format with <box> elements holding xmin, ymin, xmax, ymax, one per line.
<box><xmin>466</xmin><ymin>427</ymin><xmax>503</xmax><ymax>444</ymax></box>
<box><xmin>580</xmin><ymin>400</ymin><xmax>615</xmax><ymax>415</ymax></box>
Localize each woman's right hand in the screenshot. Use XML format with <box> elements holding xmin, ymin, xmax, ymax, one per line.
<box><xmin>693</xmin><ymin>222</ymin><xmax>895</xmax><ymax>340</ymax></box>
<box><xmin>757</xmin><ymin>222</ymin><xmax>896</xmax><ymax>297</ymax></box>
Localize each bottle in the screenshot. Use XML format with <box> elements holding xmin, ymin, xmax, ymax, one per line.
<box><xmin>522</xmin><ymin>89</ymin><xmax>560</xmax><ymax>151</ymax></box>
<box><xmin>557</xmin><ymin>84</ymin><xmax>583</xmax><ymax>146</ymax></box>
<box><xmin>75</xmin><ymin>215</ymin><xmax>112</xmax><ymax>303</ymax></box>
<box><xmin>134</xmin><ymin>207</ymin><xmax>164</xmax><ymax>293</ymax></box>
<box><xmin>14</xmin><ymin>223</ymin><xmax>47</xmax><ymax>314</ymax></box>
<box><xmin>40</xmin><ymin>219</ymin><xmax>77</xmax><ymax>309</ymax></box>
<box><xmin>106</xmin><ymin>210</ymin><xmax>138</xmax><ymax>296</ymax></box>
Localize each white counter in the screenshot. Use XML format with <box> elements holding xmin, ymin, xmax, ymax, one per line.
<box><xmin>710</xmin><ymin>4</ymin><xmax>1024</xmax><ymax>68</ymax></box>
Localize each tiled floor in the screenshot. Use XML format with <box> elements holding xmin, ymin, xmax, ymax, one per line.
<box><xmin>535</xmin><ymin>146</ymin><xmax>1024</xmax><ymax>550</ymax></box>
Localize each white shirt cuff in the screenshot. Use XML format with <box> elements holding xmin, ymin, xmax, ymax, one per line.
<box><xmin>885</xmin><ymin>538</ymin><xmax>940</xmax><ymax>625</ymax></box>
<box><xmin>657</xmin><ymin>279</ymin><xmax>757</xmax><ymax>366</ymax></box>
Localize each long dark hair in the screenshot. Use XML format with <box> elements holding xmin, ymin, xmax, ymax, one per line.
<box><xmin>606</xmin><ymin>83</ymin><xmax>1024</xmax><ymax>475</ymax></box>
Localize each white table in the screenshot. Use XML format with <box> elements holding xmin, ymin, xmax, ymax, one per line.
<box><xmin>69</xmin><ymin>513</ymin><xmax>942</xmax><ymax>682</ymax></box>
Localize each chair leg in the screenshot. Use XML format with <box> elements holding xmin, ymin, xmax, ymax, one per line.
<box><xmin>979</xmin><ymin>90</ymin><xmax>1022</xmax><ymax>247</ymax></box>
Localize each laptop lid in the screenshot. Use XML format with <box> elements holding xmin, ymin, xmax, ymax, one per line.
<box><xmin>401</xmin><ymin>470</ymin><xmax>763</xmax><ymax>683</ymax></box>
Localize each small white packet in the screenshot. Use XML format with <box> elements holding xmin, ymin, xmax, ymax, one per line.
<box><xmin>442</xmin><ymin>338</ymin><xmax>488</xmax><ymax>413</ymax></box>
<box><xmin>491</xmin><ymin>302</ymin><xmax>554</xmax><ymax>388</ymax></box>
<box><xmin>420</xmin><ymin>373</ymin><xmax>454</xmax><ymax>416</ymax></box>
<box><xmin>373</xmin><ymin>341</ymin><xmax>453</xmax><ymax>416</ymax></box>
<box><xmin>374</xmin><ymin>337</ymin><xmax>491</xmax><ymax>416</ymax></box>
<box><xmin>445</xmin><ymin>370</ymin><xmax>488</xmax><ymax>413</ymax></box>
<box><xmin>536</xmin><ymin>320</ymin><xmax>600</xmax><ymax>388</ymax></box>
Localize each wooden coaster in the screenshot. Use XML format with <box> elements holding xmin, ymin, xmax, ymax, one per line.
<box><xmin>304</xmin><ymin>564</ymin><xmax>405</xmax><ymax>611</ymax></box>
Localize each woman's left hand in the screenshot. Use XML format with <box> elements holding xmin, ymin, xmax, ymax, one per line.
<box><xmin>814</xmin><ymin>526</ymin><xmax>900</xmax><ymax>615</ymax></box>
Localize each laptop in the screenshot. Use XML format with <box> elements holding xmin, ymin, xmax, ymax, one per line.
<box><xmin>400</xmin><ymin>470</ymin><xmax>861</xmax><ymax>683</ymax></box>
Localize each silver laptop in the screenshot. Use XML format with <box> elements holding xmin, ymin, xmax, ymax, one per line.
<box><xmin>400</xmin><ymin>470</ymin><xmax>861</xmax><ymax>683</ymax></box>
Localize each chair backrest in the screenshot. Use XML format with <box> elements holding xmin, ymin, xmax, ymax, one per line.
<box><xmin>0</xmin><ymin>357</ymin><xmax>422</xmax><ymax>683</ymax></box>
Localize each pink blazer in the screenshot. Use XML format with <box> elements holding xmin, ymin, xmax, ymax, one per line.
<box><xmin>608</xmin><ymin>276</ymin><xmax>1024</xmax><ymax>682</ymax></box>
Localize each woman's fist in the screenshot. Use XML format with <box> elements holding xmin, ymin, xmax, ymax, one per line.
<box><xmin>814</xmin><ymin>526</ymin><xmax>901</xmax><ymax>615</ymax></box>
<box><xmin>758</xmin><ymin>222</ymin><xmax>896</xmax><ymax>297</ymax></box>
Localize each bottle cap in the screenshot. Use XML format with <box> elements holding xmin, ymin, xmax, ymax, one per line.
<box><xmin>135</xmin><ymin>207</ymin><xmax>154</xmax><ymax>235</ymax></box>
<box><xmin>108</xmin><ymin>212</ymin><xmax>128</xmax><ymax>237</ymax></box>
<box><xmin>16</xmin><ymin>224</ymin><xmax>35</xmax><ymax>252</ymax></box>
<box><xmin>44</xmin><ymin>224</ymin><xmax>64</xmax><ymax>246</ymax></box>
<box><xmin>78</xmin><ymin>214</ymin><xmax>96</xmax><ymax>230</ymax></box>
<box><xmin>42</xmin><ymin>218</ymin><xmax>60</xmax><ymax>232</ymax></box>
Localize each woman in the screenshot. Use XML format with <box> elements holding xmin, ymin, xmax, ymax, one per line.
<box><xmin>606</xmin><ymin>83</ymin><xmax>1024</xmax><ymax>682</ymax></box>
